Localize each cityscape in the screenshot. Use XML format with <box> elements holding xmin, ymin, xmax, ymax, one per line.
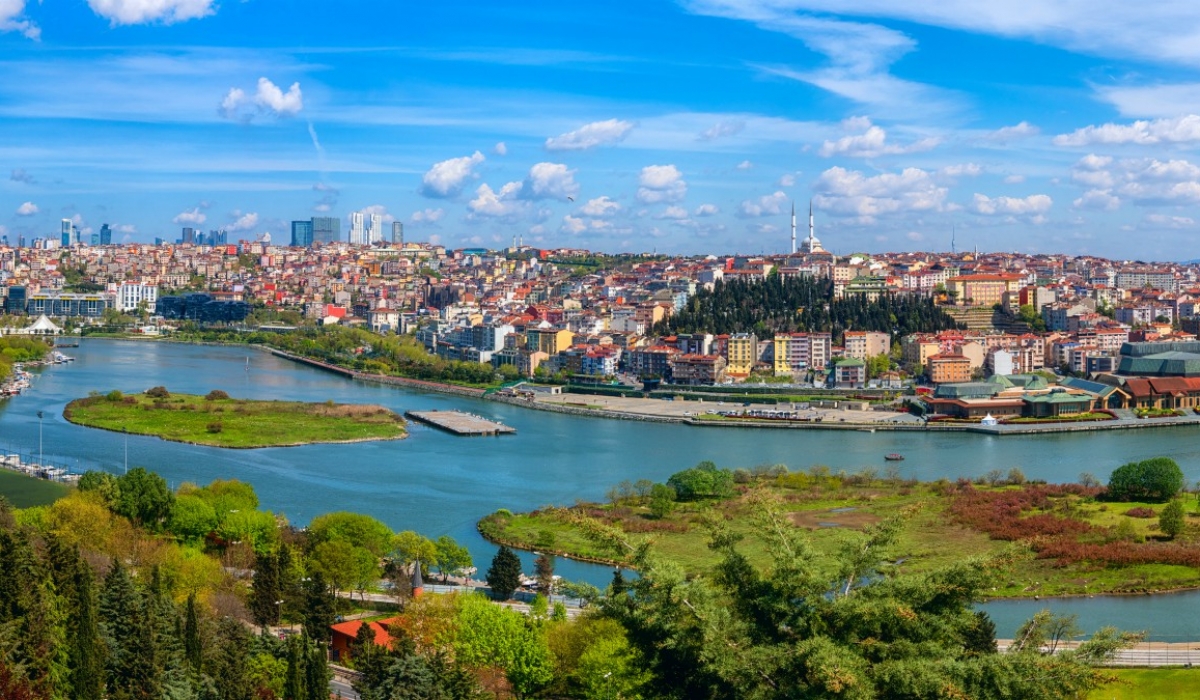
<box><xmin>7</xmin><ymin>1</ymin><xmax>1200</xmax><ymax>699</ymax></box>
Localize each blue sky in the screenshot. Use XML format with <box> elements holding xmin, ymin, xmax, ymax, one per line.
<box><xmin>3</xmin><ymin>1</ymin><xmax>1200</xmax><ymax>258</ymax></box>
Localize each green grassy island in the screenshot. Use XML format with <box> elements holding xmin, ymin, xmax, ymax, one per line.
<box><xmin>479</xmin><ymin>461</ymin><xmax>1200</xmax><ymax>599</ymax></box>
<box><xmin>64</xmin><ymin>387</ymin><xmax>406</xmax><ymax>448</ymax></box>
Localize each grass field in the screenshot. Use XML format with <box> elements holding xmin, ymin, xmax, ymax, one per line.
<box><xmin>480</xmin><ymin>477</ymin><xmax>1200</xmax><ymax>598</ymax></box>
<box><xmin>64</xmin><ymin>389</ymin><xmax>406</xmax><ymax>448</ymax></box>
<box><xmin>0</xmin><ymin>470</ymin><xmax>69</xmax><ymax>508</ymax></box>
<box><xmin>1089</xmin><ymin>668</ymin><xmax>1200</xmax><ymax>699</ymax></box>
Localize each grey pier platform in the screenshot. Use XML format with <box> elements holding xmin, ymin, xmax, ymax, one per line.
<box><xmin>404</xmin><ymin>410</ymin><xmax>516</xmax><ymax>436</ymax></box>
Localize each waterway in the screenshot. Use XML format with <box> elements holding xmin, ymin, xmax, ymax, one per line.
<box><xmin>6</xmin><ymin>338</ymin><xmax>1200</xmax><ymax>638</ymax></box>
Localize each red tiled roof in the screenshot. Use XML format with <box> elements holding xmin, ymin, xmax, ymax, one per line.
<box><xmin>330</xmin><ymin>617</ymin><xmax>399</xmax><ymax>648</ymax></box>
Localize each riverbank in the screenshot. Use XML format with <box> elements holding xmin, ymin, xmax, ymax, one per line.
<box><xmin>479</xmin><ymin>474</ymin><xmax>1200</xmax><ymax>599</ymax></box>
<box><xmin>63</xmin><ymin>389</ymin><xmax>407</xmax><ymax>448</ymax></box>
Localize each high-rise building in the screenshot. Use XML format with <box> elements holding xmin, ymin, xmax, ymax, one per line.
<box><xmin>208</xmin><ymin>230</ymin><xmax>228</xmax><ymax>245</ymax></box>
<box><xmin>181</xmin><ymin>227</ymin><xmax>196</xmax><ymax>245</ymax></box>
<box><xmin>311</xmin><ymin>217</ymin><xmax>340</xmax><ymax>246</ymax></box>
<box><xmin>291</xmin><ymin>220</ymin><xmax>314</xmax><ymax>247</ymax></box>
<box><xmin>17</xmin><ymin>235</ymin><xmax>26</xmax><ymax>248</ymax></box>
<box><xmin>367</xmin><ymin>213</ymin><xmax>383</xmax><ymax>244</ymax></box>
<box><xmin>60</xmin><ymin>219</ymin><xmax>78</xmax><ymax>247</ymax></box>
<box><xmin>392</xmin><ymin>222</ymin><xmax>404</xmax><ymax>245</ymax></box>
<box><xmin>349</xmin><ymin>212</ymin><xmax>366</xmax><ymax>245</ymax></box>
<box><xmin>99</xmin><ymin>223</ymin><xmax>112</xmax><ymax>245</ymax></box>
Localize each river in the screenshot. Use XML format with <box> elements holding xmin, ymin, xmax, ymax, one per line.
<box><xmin>5</xmin><ymin>338</ymin><xmax>1200</xmax><ymax>639</ymax></box>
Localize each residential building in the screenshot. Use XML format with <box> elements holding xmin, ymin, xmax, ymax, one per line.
<box><xmin>831</xmin><ymin>357</ymin><xmax>866</xmax><ymax>388</ymax></box>
<box><xmin>725</xmin><ymin>333</ymin><xmax>757</xmax><ymax>377</ymax></box>
<box><xmin>843</xmin><ymin>331</ymin><xmax>890</xmax><ymax>360</ymax></box>
<box><xmin>349</xmin><ymin>212</ymin><xmax>366</xmax><ymax>245</ymax></box>
<box><xmin>928</xmin><ymin>353</ymin><xmax>973</xmax><ymax>384</ymax></box>
<box><xmin>114</xmin><ymin>283</ymin><xmax>158</xmax><ymax>313</ymax></box>
<box><xmin>946</xmin><ymin>273</ymin><xmax>1023</xmax><ymax>308</ymax></box>
<box><xmin>670</xmin><ymin>354</ymin><xmax>728</xmax><ymax>385</ymax></box>
<box><xmin>526</xmin><ymin>327</ymin><xmax>574</xmax><ymax>355</ymax></box>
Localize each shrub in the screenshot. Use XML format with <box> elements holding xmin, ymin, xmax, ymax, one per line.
<box><xmin>1160</xmin><ymin>500</ymin><xmax>1186</xmax><ymax>540</ymax></box>
<box><xmin>1007</xmin><ymin>468</ymin><xmax>1026</xmax><ymax>485</ymax></box>
<box><xmin>105</xmin><ymin>389</ymin><xmax>123</xmax><ymax>402</ymax></box>
<box><xmin>668</xmin><ymin>461</ymin><xmax>735</xmax><ymax>501</ymax></box>
<box><xmin>205</xmin><ymin>390</ymin><xmax>230</xmax><ymax>401</ymax></box>
<box><xmin>145</xmin><ymin>386</ymin><xmax>170</xmax><ymax>399</ymax></box>
<box><xmin>206</xmin><ymin>421</ymin><xmax>223</xmax><ymax>434</ymax></box>
<box><xmin>1124</xmin><ymin>507</ymin><xmax>1155</xmax><ymax>518</ymax></box>
<box><xmin>1107</xmin><ymin>457</ymin><xmax>1184</xmax><ymax>502</ymax></box>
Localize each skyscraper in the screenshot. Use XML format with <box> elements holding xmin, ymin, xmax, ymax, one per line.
<box><xmin>349</xmin><ymin>212</ymin><xmax>365</xmax><ymax>245</ymax></box>
<box><xmin>181</xmin><ymin>227</ymin><xmax>196</xmax><ymax>244</ymax></box>
<box><xmin>291</xmin><ymin>220</ymin><xmax>314</xmax><ymax>247</ymax></box>
<box><xmin>99</xmin><ymin>223</ymin><xmax>112</xmax><ymax>245</ymax></box>
<box><xmin>367</xmin><ymin>213</ymin><xmax>383</xmax><ymax>244</ymax></box>
<box><xmin>392</xmin><ymin>221</ymin><xmax>404</xmax><ymax>245</ymax></box>
<box><xmin>61</xmin><ymin>219</ymin><xmax>75</xmax><ymax>247</ymax></box>
<box><xmin>311</xmin><ymin>217</ymin><xmax>340</xmax><ymax>246</ymax></box>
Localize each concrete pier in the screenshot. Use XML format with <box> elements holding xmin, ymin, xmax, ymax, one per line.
<box><xmin>404</xmin><ymin>410</ymin><xmax>516</xmax><ymax>436</ymax></box>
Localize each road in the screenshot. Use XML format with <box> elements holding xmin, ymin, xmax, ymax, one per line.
<box><xmin>999</xmin><ymin>640</ymin><xmax>1200</xmax><ymax>666</ymax></box>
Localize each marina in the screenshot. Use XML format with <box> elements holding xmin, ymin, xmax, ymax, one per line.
<box><xmin>404</xmin><ymin>410</ymin><xmax>517</xmax><ymax>436</ymax></box>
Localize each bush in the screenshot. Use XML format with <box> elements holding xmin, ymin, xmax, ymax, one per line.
<box><xmin>1124</xmin><ymin>507</ymin><xmax>1155</xmax><ymax>518</ymax></box>
<box><xmin>1161</xmin><ymin>500</ymin><xmax>1186</xmax><ymax>540</ymax></box>
<box><xmin>105</xmin><ymin>389</ymin><xmax>123</xmax><ymax>402</ymax></box>
<box><xmin>1107</xmin><ymin>457</ymin><xmax>1184</xmax><ymax>502</ymax></box>
<box><xmin>206</xmin><ymin>421</ymin><xmax>223</xmax><ymax>434</ymax></box>
<box><xmin>145</xmin><ymin>386</ymin><xmax>170</xmax><ymax>399</ymax></box>
<box><xmin>205</xmin><ymin>390</ymin><xmax>230</xmax><ymax>401</ymax></box>
<box><xmin>667</xmin><ymin>461</ymin><xmax>735</xmax><ymax>501</ymax></box>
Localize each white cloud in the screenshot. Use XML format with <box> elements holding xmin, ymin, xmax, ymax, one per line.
<box><xmin>1114</xmin><ymin>158</ymin><xmax>1200</xmax><ymax>205</ymax></box>
<box><xmin>523</xmin><ymin>162</ymin><xmax>579</xmax><ymax>201</ymax></box>
<box><xmin>636</xmin><ymin>164</ymin><xmax>687</xmax><ymax>204</ymax></box>
<box><xmin>411</xmin><ymin>208</ymin><xmax>445</xmax><ymax>224</ymax></box>
<box><xmin>254</xmin><ymin>78</ymin><xmax>303</xmax><ymax>116</ymax></box>
<box><xmin>699</xmin><ymin>119</ymin><xmax>745</xmax><ymax>141</ymax></box>
<box><xmin>116</xmin><ymin>224</ymin><xmax>137</xmax><ymax>234</ymax></box>
<box><xmin>1073</xmin><ymin>190</ymin><xmax>1120</xmax><ymax>211</ymax></box>
<box><xmin>739</xmin><ymin>191</ymin><xmax>789</xmax><ymax>218</ymax></box>
<box><xmin>560</xmin><ymin>215</ymin><xmax>587</xmax><ymax>235</ymax></box>
<box><xmin>580</xmin><ymin>196</ymin><xmax>621</xmax><ymax>217</ymax></box>
<box><xmin>778</xmin><ymin>173</ymin><xmax>796</xmax><ymax>187</ymax></box>
<box><xmin>219</xmin><ymin>78</ymin><xmax>303</xmax><ymax>120</ymax></box>
<box><xmin>906</xmin><ymin>231</ymin><xmax>924</xmax><ymax>241</ymax></box>
<box><xmin>940</xmin><ymin>163</ymin><xmax>982</xmax><ymax>178</ymax></box>
<box><xmin>493</xmin><ymin>142</ymin><xmax>508</xmax><ymax>156</ymax></box>
<box><xmin>694</xmin><ymin>203</ymin><xmax>720</xmax><ymax>217</ymax></box>
<box><xmin>0</xmin><ymin>0</ymin><xmax>38</xmax><ymax>39</ymax></box>
<box><xmin>15</xmin><ymin>201</ymin><xmax>37</xmax><ymax>216</ymax></box>
<box><xmin>468</xmin><ymin>182</ymin><xmax>526</xmax><ymax>219</ymax></box>
<box><xmin>658</xmin><ymin>206</ymin><xmax>690</xmax><ymax>220</ymax></box>
<box><xmin>226</xmin><ymin>211</ymin><xmax>259</xmax><ymax>232</ymax></box>
<box><xmin>1054</xmin><ymin>115</ymin><xmax>1200</xmax><ymax>146</ymax></box>
<box><xmin>817</xmin><ymin>118</ymin><xmax>939</xmax><ymax>158</ymax></box>
<box><xmin>736</xmin><ymin>160</ymin><xmax>754</xmax><ymax>170</ymax></box>
<box><xmin>812</xmin><ymin>166</ymin><xmax>948</xmax><ymax>221</ymax></box>
<box><xmin>87</xmin><ymin>0</ymin><xmax>215</xmax><ymax>25</ymax></box>
<box><xmin>420</xmin><ymin>151</ymin><xmax>485</xmax><ymax>198</ymax></box>
<box><xmin>545</xmin><ymin>119</ymin><xmax>634</xmax><ymax>151</ymax></box>
<box><xmin>984</xmin><ymin>121</ymin><xmax>1040</xmax><ymax>142</ymax></box>
<box><xmin>172</xmin><ymin>208</ymin><xmax>206</xmax><ymax>225</ymax></box>
<box><xmin>9</xmin><ymin>168</ymin><xmax>33</xmax><ymax>184</ymax></box>
<box><xmin>1144</xmin><ymin>213</ymin><xmax>1196</xmax><ymax>228</ymax></box>
<box><xmin>971</xmin><ymin>193</ymin><xmax>1053</xmax><ymax>216</ymax></box>
<box><xmin>1004</xmin><ymin>174</ymin><xmax>1026</xmax><ymax>184</ymax></box>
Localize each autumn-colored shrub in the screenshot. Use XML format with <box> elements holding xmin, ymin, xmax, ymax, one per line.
<box><xmin>1124</xmin><ymin>507</ymin><xmax>1155</xmax><ymax>518</ymax></box>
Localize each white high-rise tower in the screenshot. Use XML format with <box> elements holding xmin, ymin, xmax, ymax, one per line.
<box><xmin>349</xmin><ymin>212</ymin><xmax>365</xmax><ymax>245</ymax></box>
<box><xmin>790</xmin><ymin>202</ymin><xmax>797</xmax><ymax>255</ymax></box>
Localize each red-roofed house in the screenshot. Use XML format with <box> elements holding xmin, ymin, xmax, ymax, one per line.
<box><xmin>330</xmin><ymin>617</ymin><xmax>400</xmax><ymax>663</ymax></box>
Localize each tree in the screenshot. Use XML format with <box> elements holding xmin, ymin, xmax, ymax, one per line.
<box><xmin>249</xmin><ymin>549</ymin><xmax>281</xmax><ymax>627</ymax></box>
<box><xmin>534</xmin><ymin>552</ymin><xmax>555</xmax><ymax>596</ymax></box>
<box><xmin>391</xmin><ymin>531</ymin><xmax>438</xmax><ymax>572</ymax></box>
<box><xmin>667</xmin><ymin>461</ymin><xmax>735</xmax><ymax>501</ymax></box>
<box><xmin>648</xmin><ymin>483</ymin><xmax>676</xmax><ymax>519</ymax></box>
<box><xmin>77</xmin><ymin>470</ymin><xmax>121</xmax><ymax>508</ymax></box>
<box><xmin>168</xmin><ymin>495</ymin><xmax>218</xmax><ymax>543</ymax></box>
<box><xmin>1160</xmin><ymin>499</ymin><xmax>1186</xmax><ymax>540</ymax></box>
<box><xmin>433</xmin><ymin>535</ymin><xmax>473</xmax><ymax>582</ymax></box>
<box><xmin>183</xmin><ymin>594</ymin><xmax>201</xmax><ymax>676</ymax></box>
<box><xmin>309</xmin><ymin>512</ymin><xmax>395</xmax><ymax>558</ymax></box>
<box><xmin>302</xmin><ymin>571</ymin><xmax>336</xmax><ymax>644</ymax></box>
<box><xmin>588</xmin><ymin>491</ymin><xmax>1139</xmax><ymax>700</ymax></box>
<box><xmin>485</xmin><ymin>546</ymin><xmax>522</xmax><ymax>601</ymax></box>
<box><xmin>114</xmin><ymin>467</ymin><xmax>175</xmax><ymax>531</ymax></box>
<box><xmin>71</xmin><ymin>562</ymin><xmax>106</xmax><ymax>700</ymax></box>
<box><xmin>1107</xmin><ymin>457</ymin><xmax>1185</xmax><ymax>502</ymax></box>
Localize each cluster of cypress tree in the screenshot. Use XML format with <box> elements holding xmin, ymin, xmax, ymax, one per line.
<box><xmin>656</xmin><ymin>275</ymin><xmax>962</xmax><ymax>342</ymax></box>
<box><xmin>0</xmin><ymin>500</ymin><xmax>334</xmax><ymax>700</ymax></box>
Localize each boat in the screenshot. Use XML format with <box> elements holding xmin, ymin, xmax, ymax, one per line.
<box><xmin>884</xmin><ymin>453</ymin><xmax>905</xmax><ymax>461</ymax></box>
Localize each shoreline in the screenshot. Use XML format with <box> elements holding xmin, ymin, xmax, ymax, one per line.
<box><xmin>62</xmin><ymin>416</ymin><xmax>409</xmax><ymax>450</ymax></box>
<box><xmin>80</xmin><ymin>334</ymin><xmax>1200</xmax><ymax>436</ymax></box>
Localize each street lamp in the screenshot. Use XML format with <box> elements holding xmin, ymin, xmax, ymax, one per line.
<box><xmin>36</xmin><ymin>410</ymin><xmax>43</xmax><ymax>467</ymax></box>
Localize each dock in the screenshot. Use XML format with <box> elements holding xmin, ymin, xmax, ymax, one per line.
<box><xmin>404</xmin><ymin>410</ymin><xmax>516</xmax><ymax>436</ymax></box>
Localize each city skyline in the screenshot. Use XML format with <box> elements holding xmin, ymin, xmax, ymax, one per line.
<box><xmin>3</xmin><ymin>2</ymin><xmax>1200</xmax><ymax>258</ymax></box>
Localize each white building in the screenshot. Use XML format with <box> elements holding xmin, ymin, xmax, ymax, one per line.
<box><xmin>113</xmin><ymin>283</ymin><xmax>158</xmax><ymax>312</ymax></box>
<box><xmin>367</xmin><ymin>213</ymin><xmax>384</xmax><ymax>244</ymax></box>
<box><xmin>349</xmin><ymin>212</ymin><xmax>366</xmax><ymax>245</ymax></box>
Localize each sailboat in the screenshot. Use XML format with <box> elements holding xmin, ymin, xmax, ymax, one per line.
<box><xmin>245</xmin><ymin>356</ymin><xmax>250</xmax><ymax>372</ymax></box>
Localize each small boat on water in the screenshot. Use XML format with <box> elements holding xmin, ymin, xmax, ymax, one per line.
<box><xmin>884</xmin><ymin>453</ymin><xmax>905</xmax><ymax>461</ymax></box>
